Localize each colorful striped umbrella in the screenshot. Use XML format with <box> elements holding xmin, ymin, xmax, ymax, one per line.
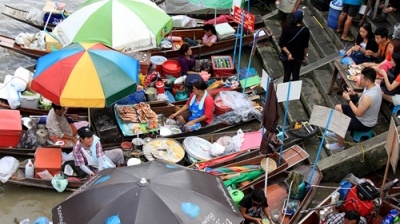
<box><xmin>31</xmin><ymin>42</ymin><xmax>139</xmax><ymax>108</ymax></box>
<box><xmin>52</xmin><ymin>0</ymin><xmax>173</xmax><ymax>52</ymax></box>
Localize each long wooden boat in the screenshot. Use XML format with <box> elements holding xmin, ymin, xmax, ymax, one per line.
<box><xmin>241</xmin><ymin>165</ymin><xmax>323</xmax><ymax>224</ymax></box>
<box><xmin>7</xmin><ymin>159</ymin><xmax>85</xmax><ymax>192</ymax></box>
<box><xmin>0</xmin><ymin>26</ymin><xmax>272</xmax><ymax>59</ymax></box>
<box><xmin>1</xmin><ymin>5</ymin><xmax>264</xmax><ymax>31</ymax></box>
<box><xmin>298</xmin><ymin>177</ymin><xmax>400</xmax><ymax>224</ymax></box>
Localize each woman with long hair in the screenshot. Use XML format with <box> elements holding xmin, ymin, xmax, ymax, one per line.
<box><xmin>346</xmin><ymin>22</ymin><xmax>378</xmax><ymax>64</ymax></box>
<box><xmin>379</xmin><ymin>52</ymin><xmax>400</xmax><ymax>104</ymax></box>
<box><xmin>278</xmin><ymin>9</ymin><xmax>310</xmax><ymax>83</ymax></box>
<box><xmin>184</xmin><ymin>24</ymin><xmax>217</xmax><ymax>47</ymax></box>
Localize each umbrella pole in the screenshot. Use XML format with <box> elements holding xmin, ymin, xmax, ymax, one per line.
<box><xmin>88</xmin><ymin>108</ymin><xmax>91</xmax><ymax>128</ymax></box>
<box><xmin>278</xmin><ymin>81</ymin><xmax>291</xmax><ymax>165</ymax></box>
<box><xmin>308</xmin><ymin>109</ymin><xmax>334</xmax><ymax>189</ymax></box>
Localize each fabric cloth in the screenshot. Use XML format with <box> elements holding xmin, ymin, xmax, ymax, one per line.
<box><xmin>46</xmin><ymin>108</ymin><xmax>73</xmax><ymax>138</ymax></box>
<box><xmin>202</xmin><ymin>34</ymin><xmax>217</xmax><ymax>44</ymax></box>
<box><xmin>341</xmin><ymin>105</ymin><xmax>372</xmax><ymax>132</ymax></box>
<box><xmin>378</xmin><ymin>40</ymin><xmax>391</xmax><ymax>59</ymax></box>
<box><xmin>178</xmin><ymin>55</ymin><xmax>196</xmax><ymax>74</ymax></box>
<box><xmin>342</xmin><ymin>0</ymin><xmax>362</xmax><ymax>6</ymax></box>
<box><xmin>185</xmin><ymin>93</ymin><xmax>214</xmax><ymax>124</ymax></box>
<box><xmin>325</xmin><ymin>212</ymin><xmax>367</xmax><ymax>224</ymax></box>
<box><xmin>278</xmin><ymin>0</ymin><xmax>299</xmax><ymax>13</ymax></box>
<box><xmin>356</xmin><ymin>84</ymin><xmax>382</xmax><ymax>127</ymax></box>
<box><xmin>239</xmin><ymin>194</ymin><xmax>268</xmax><ymax>224</ymax></box>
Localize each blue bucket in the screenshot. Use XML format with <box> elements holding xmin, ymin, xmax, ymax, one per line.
<box><xmin>328</xmin><ymin>2</ymin><xmax>342</xmax><ymax>29</ymax></box>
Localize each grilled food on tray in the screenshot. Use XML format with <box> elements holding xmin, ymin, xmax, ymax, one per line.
<box><xmin>139</xmin><ymin>114</ymin><xmax>148</xmax><ymax>123</ymax></box>
<box><xmin>140</xmin><ymin>102</ymin><xmax>150</xmax><ymax>108</ymax></box>
<box><xmin>118</xmin><ymin>106</ymin><xmax>138</xmax><ymax>123</ymax></box>
<box><xmin>147</xmin><ymin>119</ymin><xmax>158</xmax><ymax>129</ymax></box>
<box><xmin>133</xmin><ymin>104</ymin><xmax>142</xmax><ymax>110</ymax></box>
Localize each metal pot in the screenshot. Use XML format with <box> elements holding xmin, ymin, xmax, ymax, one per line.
<box><xmin>145</xmin><ymin>87</ymin><xmax>157</xmax><ymax>101</ymax></box>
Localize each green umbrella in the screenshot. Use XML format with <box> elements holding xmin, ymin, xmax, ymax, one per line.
<box><xmin>188</xmin><ymin>0</ymin><xmax>236</xmax><ymax>9</ymax></box>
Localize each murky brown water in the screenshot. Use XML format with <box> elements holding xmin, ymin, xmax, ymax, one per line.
<box><xmin>0</xmin><ymin>1</ymin><xmax>84</xmax><ymax>222</ymax></box>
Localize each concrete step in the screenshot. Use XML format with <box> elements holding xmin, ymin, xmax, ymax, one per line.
<box><xmin>300</xmin><ymin>74</ymin><xmax>328</xmax><ymax>116</ymax></box>
<box><xmin>312</xmin><ymin>69</ymin><xmax>345</xmax><ymax>109</ymax></box>
<box><xmin>255</xmin><ymin>41</ymin><xmax>283</xmax><ymax>79</ymax></box>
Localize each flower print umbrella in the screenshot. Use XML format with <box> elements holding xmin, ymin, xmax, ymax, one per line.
<box><xmin>31</xmin><ymin>42</ymin><xmax>139</xmax><ymax>108</ymax></box>
<box><xmin>52</xmin><ymin>0</ymin><xmax>173</xmax><ymax>52</ymax></box>
<box><xmin>52</xmin><ymin>160</ymin><xmax>244</xmax><ymax>224</ymax></box>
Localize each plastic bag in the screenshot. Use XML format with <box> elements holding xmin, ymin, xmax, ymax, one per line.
<box><xmin>26</xmin><ymin>9</ymin><xmax>44</xmax><ymax>25</ymax></box>
<box><xmin>51</xmin><ymin>173</ymin><xmax>68</xmax><ymax>192</ymax></box>
<box><xmin>210</xmin><ymin>142</ymin><xmax>225</xmax><ymax>157</ymax></box>
<box><xmin>36</xmin><ymin>31</ymin><xmax>46</xmax><ymax>50</ymax></box>
<box><xmin>218</xmin><ymin>91</ymin><xmax>254</xmax><ymax>111</ymax></box>
<box><xmin>156</xmin><ymin>93</ymin><xmax>168</xmax><ymax>101</ymax></box>
<box><xmin>18</xmin><ymin>130</ymin><xmax>38</xmax><ymax>149</ymax></box>
<box><xmin>232</xmin><ymin>129</ymin><xmax>244</xmax><ymax>152</ymax></box>
<box><xmin>0</xmin><ymin>156</ymin><xmax>19</xmax><ymax>183</ymax></box>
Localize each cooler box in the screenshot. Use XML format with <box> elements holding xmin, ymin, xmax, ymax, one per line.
<box><xmin>212</xmin><ymin>56</ymin><xmax>234</xmax><ymax>77</ymax></box>
<box><xmin>215</xmin><ymin>23</ymin><xmax>235</xmax><ymax>40</ymax></box>
<box><xmin>0</xmin><ymin>110</ymin><xmax>22</xmax><ymax>147</ymax></box>
<box><xmin>20</xmin><ymin>91</ymin><xmax>40</xmax><ymax>109</ymax></box>
<box><xmin>45</xmin><ymin>33</ymin><xmax>63</xmax><ymax>52</ymax></box>
<box><xmin>34</xmin><ymin>147</ymin><xmax>62</xmax><ymax>178</ymax></box>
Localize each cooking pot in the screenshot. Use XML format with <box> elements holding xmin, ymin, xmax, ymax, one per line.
<box><xmin>145</xmin><ymin>87</ymin><xmax>157</xmax><ymax>101</ymax></box>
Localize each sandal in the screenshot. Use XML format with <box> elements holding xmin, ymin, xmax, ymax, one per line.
<box><xmin>341</xmin><ymin>36</ymin><xmax>354</xmax><ymax>42</ymax></box>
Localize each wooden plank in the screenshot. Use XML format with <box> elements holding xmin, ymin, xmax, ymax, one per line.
<box><xmin>261</xmin><ymin>9</ymin><xmax>278</xmax><ymax>20</ymax></box>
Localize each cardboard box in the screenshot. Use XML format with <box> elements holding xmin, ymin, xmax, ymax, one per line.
<box><xmin>34</xmin><ymin>148</ymin><xmax>62</xmax><ymax>178</ymax></box>
<box><xmin>0</xmin><ymin>110</ymin><xmax>22</xmax><ymax>147</ymax></box>
<box><xmin>45</xmin><ymin>33</ymin><xmax>63</xmax><ymax>52</ymax></box>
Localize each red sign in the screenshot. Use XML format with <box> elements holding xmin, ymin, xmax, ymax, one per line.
<box><xmin>233</xmin><ymin>6</ymin><xmax>255</xmax><ymax>31</ymax></box>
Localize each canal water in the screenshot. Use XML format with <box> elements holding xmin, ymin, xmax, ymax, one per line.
<box><xmin>0</xmin><ymin>1</ymin><xmax>84</xmax><ymax>222</ymax></box>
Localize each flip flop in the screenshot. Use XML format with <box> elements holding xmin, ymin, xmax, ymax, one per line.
<box><xmin>341</xmin><ymin>36</ymin><xmax>354</xmax><ymax>42</ymax></box>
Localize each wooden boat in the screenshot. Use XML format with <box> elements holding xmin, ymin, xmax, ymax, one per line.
<box><xmin>241</xmin><ymin>165</ymin><xmax>323</xmax><ymax>224</ymax></box>
<box><xmin>0</xmin><ymin>26</ymin><xmax>272</xmax><ymax>59</ymax></box>
<box><xmin>298</xmin><ymin>174</ymin><xmax>400</xmax><ymax>224</ymax></box>
<box><xmin>7</xmin><ymin>159</ymin><xmax>85</xmax><ymax>192</ymax></box>
<box><xmin>1</xmin><ymin>5</ymin><xmax>264</xmax><ymax>31</ymax></box>
<box><xmin>205</xmin><ymin>145</ymin><xmax>310</xmax><ymax>191</ymax></box>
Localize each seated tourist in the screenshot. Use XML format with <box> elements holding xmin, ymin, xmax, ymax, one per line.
<box><xmin>346</xmin><ymin>22</ymin><xmax>378</xmax><ymax>64</ymax></box>
<box><xmin>325</xmin><ymin>67</ymin><xmax>382</xmax><ymax>151</ymax></box>
<box><xmin>46</xmin><ymin>103</ymin><xmax>88</xmax><ymax>147</ymax></box>
<box><xmin>367</xmin><ymin>27</ymin><xmax>392</xmax><ymax>63</ymax></box>
<box><xmin>169</xmin><ymin>81</ymin><xmax>214</xmax><ymax>132</ymax></box>
<box><xmin>72</xmin><ymin>127</ymin><xmax>124</xmax><ymax>178</ymax></box>
<box><xmin>378</xmin><ymin>52</ymin><xmax>400</xmax><ymax>104</ymax></box>
<box><xmin>239</xmin><ymin>188</ymin><xmax>272</xmax><ymax>224</ymax></box>
<box><xmin>184</xmin><ymin>24</ymin><xmax>217</xmax><ymax>47</ymax></box>
<box><xmin>325</xmin><ymin>210</ymin><xmax>367</xmax><ymax>224</ymax></box>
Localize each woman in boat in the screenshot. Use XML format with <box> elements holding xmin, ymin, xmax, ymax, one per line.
<box><xmin>183</xmin><ymin>24</ymin><xmax>217</xmax><ymax>47</ymax></box>
<box><xmin>279</xmin><ymin>9</ymin><xmax>310</xmax><ymax>83</ymax></box>
<box><xmin>239</xmin><ymin>188</ymin><xmax>273</xmax><ymax>224</ymax></box>
<box><xmin>72</xmin><ymin>127</ymin><xmax>124</xmax><ymax>178</ymax></box>
<box><xmin>346</xmin><ymin>22</ymin><xmax>378</xmax><ymax>64</ymax></box>
<box><xmin>169</xmin><ymin>81</ymin><xmax>214</xmax><ymax>131</ymax></box>
<box><xmin>378</xmin><ymin>52</ymin><xmax>400</xmax><ymax>103</ymax></box>
<box><xmin>177</xmin><ymin>43</ymin><xmax>204</xmax><ymax>93</ymax></box>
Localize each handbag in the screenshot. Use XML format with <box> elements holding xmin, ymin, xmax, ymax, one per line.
<box><xmin>279</xmin><ymin>26</ymin><xmax>306</xmax><ymax>62</ymax></box>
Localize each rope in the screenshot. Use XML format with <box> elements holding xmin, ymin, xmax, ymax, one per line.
<box><xmin>316</xmin><ymin>135</ymin><xmax>365</xmax><ymax>162</ymax></box>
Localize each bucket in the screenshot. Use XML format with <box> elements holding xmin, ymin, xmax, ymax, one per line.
<box><xmin>162</xmin><ymin>60</ymin><xmax>181</xmax><ymax>78</ymax></box>
<box><xmin>132</xmin><ymin>138</ymin><xmax>144</xmax><ymax>151</ymax></box>
<box><xmin>229</xmin><ymin>190</ymin><xmax>244</xmax><ymax>208</ymax></box>
<box><xmin>151</xmin><ymin>56</ymin><xmax>167</xmax><ymax>75</ymax></box>
<box><xmin>12</xmin><ymin>67</ymin><xmax>32</xmax><ymax>91</ymax></box>
<box><xmin>214</xmin><ymin>95</ymin><xmax>232</xmax><ymax>116</ymax></box>
<box><xmin>144</xmin><ymin>87</ymin><xmax>157</xmax><ymax>101</ymax></box>
<box><xmin>328</xmin><ymin>1</ymin><xmax>342</xmax><ymax>29</ymax></box>
<box><xmin>155</xmin><ymin>80</ymin><xmax>165</xmax><ymax>94</ymax></box>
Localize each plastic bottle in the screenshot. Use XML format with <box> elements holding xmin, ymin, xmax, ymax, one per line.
<box><xmin>381</xmin><ymin>209</ymin><xmax>400</xmax><ymax>224</ymax></box>
<box><xmin>25</xmin><ymin>159</ymin><xmax>34</xmax><ymax>178</ymax></box>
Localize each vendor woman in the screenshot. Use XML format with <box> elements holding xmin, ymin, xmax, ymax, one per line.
<box><xmin>177</xmin><ymin>43</ymin><xmax>204</xmax><ymax>93</ymax></box>
<box><xmin>169</xmin><ymin>81</ymin><xmax>214</xmax><ymax>131</ymax></box>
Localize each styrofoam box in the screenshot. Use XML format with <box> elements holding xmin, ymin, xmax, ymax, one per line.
<box><xmin>20</xmin><ymin>92</ymin><xmax>40</xmax><ymax>109</ymax></box>
<box><xmin>215</xmin><ymin>23</ymin><xmax>235</xmax><ymax>40</ymax></box>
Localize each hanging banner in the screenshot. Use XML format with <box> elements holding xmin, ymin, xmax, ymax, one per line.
<box><xmin>233</xmin><ymin>6</ymin><xmax>255</xmax><ymax>31</ymax></box>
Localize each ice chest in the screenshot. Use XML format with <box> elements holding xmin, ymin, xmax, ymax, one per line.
<box><xmin>211</xmin><ymin>56</ymin><xmax>234</xmax><ymax>78</ymax></box>
<box><xmin>0</xmin><ymin>110</ymin><xmax>22</xmax><ymax>147</ymax></box>
<box><xmin>356</xmin><ymin>181</ymin><xmax>379</xmax><ymax>200</ymax></box>
<box><xmin>34</xmin><ymin>148</ymin><xmax>62</xmax><ymax>178</ymax></box>
<box><xmin>20</xmin><ymin>91</ymin><xmax>40</xmax><ymax>109</ymax></box>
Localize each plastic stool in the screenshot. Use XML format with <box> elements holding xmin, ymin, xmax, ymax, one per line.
<box><xmin>352</xmin><ymin>129</ymin><xmax>374</xmax><ymax>142</ymax></box>
<box><xmin>392</xmin><ymin>105</ymin><xmax>400</xmax><ymax>115</ymax></box>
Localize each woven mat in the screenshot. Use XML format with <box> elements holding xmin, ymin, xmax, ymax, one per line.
<box><xmin>260</xmin><ymin>157</ymin><xmax>277</xmax><ymax>174</ymax></box>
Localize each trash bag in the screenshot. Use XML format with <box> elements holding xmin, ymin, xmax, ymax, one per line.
<box><xmin>51</xmin><ymin>173</ymin><xmax>68</xmax><ymax>192</ymax></box>
<box><xmin>18</xmin><ymin>130</ymin><xmax>38</xmax><ymax>149</ymax></box>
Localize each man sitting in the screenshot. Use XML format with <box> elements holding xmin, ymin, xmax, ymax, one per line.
<box><xmin>326</xmin><ymin>67</ymin><xmax>382</xmax><ymax>151</ymax></box>
<box><xmin>325</xmin><ymin>210</ymin><xmax>367</xmax><ymax>224</ymax></box>
<box><xmin>239</xmin><ymin>188</ymin><xmax>272</xmax><ymax>224</ymax></box>
<box><xmin>46</xmin><ymin>103</ymin><xmax>87</xmax><ymax>147</ymax></box>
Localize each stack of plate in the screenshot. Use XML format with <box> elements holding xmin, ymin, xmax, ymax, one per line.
<box><xmin>143</xmin><ymin>138</ymin><xmax>185</xmax><ymax>163</ymax></box>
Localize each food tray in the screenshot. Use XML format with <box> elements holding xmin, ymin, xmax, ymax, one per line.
<box><xmin>182</xmin><ymin>136</ymin><xmax>213</xmax><ymax>161</ymax></box>
<box><xmin>114</xmin><ymin>104</ymin><xmax>159</xmax><ymax>136</ymax></box>
<box><xmin>143</xmin><ymin>138</ymin><xmax>185</xmax><ymax>163</ymax></box>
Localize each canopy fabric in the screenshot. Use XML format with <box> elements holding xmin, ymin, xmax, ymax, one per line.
<box><xmin>31</xmin><ymin>42</ymin><xmax>139</xmax><ymax>107</ymax></box>
<box><xmin>53</xmin><ymin>0</ymin><xmax>173</xmax><ymax>52</ymax></box>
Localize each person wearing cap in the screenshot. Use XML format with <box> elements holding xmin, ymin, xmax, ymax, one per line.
<box><xmin>72</xmin><ymin>127</ymin><xmax>124</xmax><ymax>177</ymax></box>
<box><xmin>279</xmin><ymin>9</ymin><xmax>310</xmax><ymax>83</ymax></box>
<box><xmin>46</xmin><ymin>103</ymin><xmax>88</xmax><ymax>147</ymax></box>
<box><xmin>275</xmin><ymin>0</ymin><xmax>302</xmax><ymax>28</ymax></box>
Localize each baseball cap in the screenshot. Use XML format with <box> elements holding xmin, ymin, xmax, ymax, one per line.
<box><xmin>78</xmin><ymin>127</ymin><xmax>94</xmax><ymax>138</ymax></box>
<box><xmin>292</xmin><ymin>9</ymin><xmax>304</xmax><ymax>23</ymax></box>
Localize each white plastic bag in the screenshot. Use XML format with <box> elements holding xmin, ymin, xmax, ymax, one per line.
<box><xmin>210</xmin><ymin>142</ymin><xmax>225</xmax><ymax>157</ymax></box>
<box><xmin>156</xmin><ymin>93</ymin><xmax>168</xmax><ymax>101</ymax></box>
<box><xmin>232</xmin><ymin>129</ymin><xmax>244</xmax><ymax>152</ymax></box>
<box><xmin>0</xmin><ymin>156</ymin><xmax>19</xmax><ymax>183</ymax></box>
<box><xmin>36</xmin><ymin>31</ymin><xmax>46</xmax><ymax>50</ymax></box>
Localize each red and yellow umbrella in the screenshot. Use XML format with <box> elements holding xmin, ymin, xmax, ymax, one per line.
<box><xmin>31</xmin><ymin>42</ymin><xmax>139</xmax><ymax>108</ymax></box>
